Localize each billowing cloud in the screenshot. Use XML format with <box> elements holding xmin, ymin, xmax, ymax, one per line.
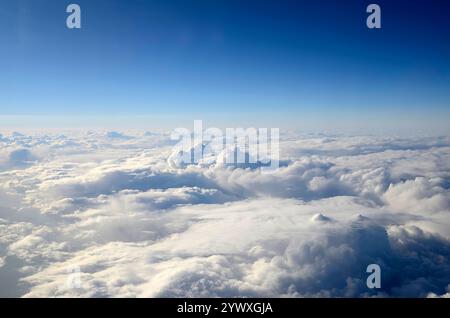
<box><xmin>0</xmin><ymin>131</ymin><xmax>449</xmax><ymax>297</ymax></box>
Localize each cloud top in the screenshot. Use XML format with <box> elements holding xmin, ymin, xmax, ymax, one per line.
<box><xmin>0</xmin><ymin>131</ymin><xmax>449</xmax><ymax>297</ymax></box>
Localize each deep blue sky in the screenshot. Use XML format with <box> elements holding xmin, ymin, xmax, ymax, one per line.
<box><xmin>0</xmin><ymin>0</ymin><xmax>449</xmax><ymax>131</ymax></box>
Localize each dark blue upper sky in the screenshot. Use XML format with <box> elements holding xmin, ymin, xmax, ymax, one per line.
<box><xmin>0</xmin><ymin>0</ymin><xmax>449</xmax><ymax>130</ymax></box>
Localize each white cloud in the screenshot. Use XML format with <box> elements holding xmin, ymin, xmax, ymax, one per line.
<box><xmin>0</xmin><ymin>131</ymin><xmax>449</xmax><ymax>297</ymax></box>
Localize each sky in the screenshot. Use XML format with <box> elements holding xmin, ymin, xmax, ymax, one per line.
<box><xmin>0</xmin><ymin>0</ymin><xmax>449</xmax><ymax>132</ymax></box>
<box><xmin>1</xmin><ymin>1</ymin><xmax>450</xmax><ymax>299</ymax></box>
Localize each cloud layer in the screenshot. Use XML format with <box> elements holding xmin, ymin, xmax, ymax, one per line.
<box><xmin>0</xmin><ymin>131</ymin><xmax>449</xmax><ymax>297</ymax></box>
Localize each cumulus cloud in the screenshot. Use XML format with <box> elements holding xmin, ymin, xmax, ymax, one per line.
<box><xmin>0</xmin><ymin>131</ymin><xmax>449</xmax><ymax>297</ymax></box>
<box><xmin>0</xmin><ymin>149</ymin><xmax>37</xmax><ymax>170</ymax></box>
